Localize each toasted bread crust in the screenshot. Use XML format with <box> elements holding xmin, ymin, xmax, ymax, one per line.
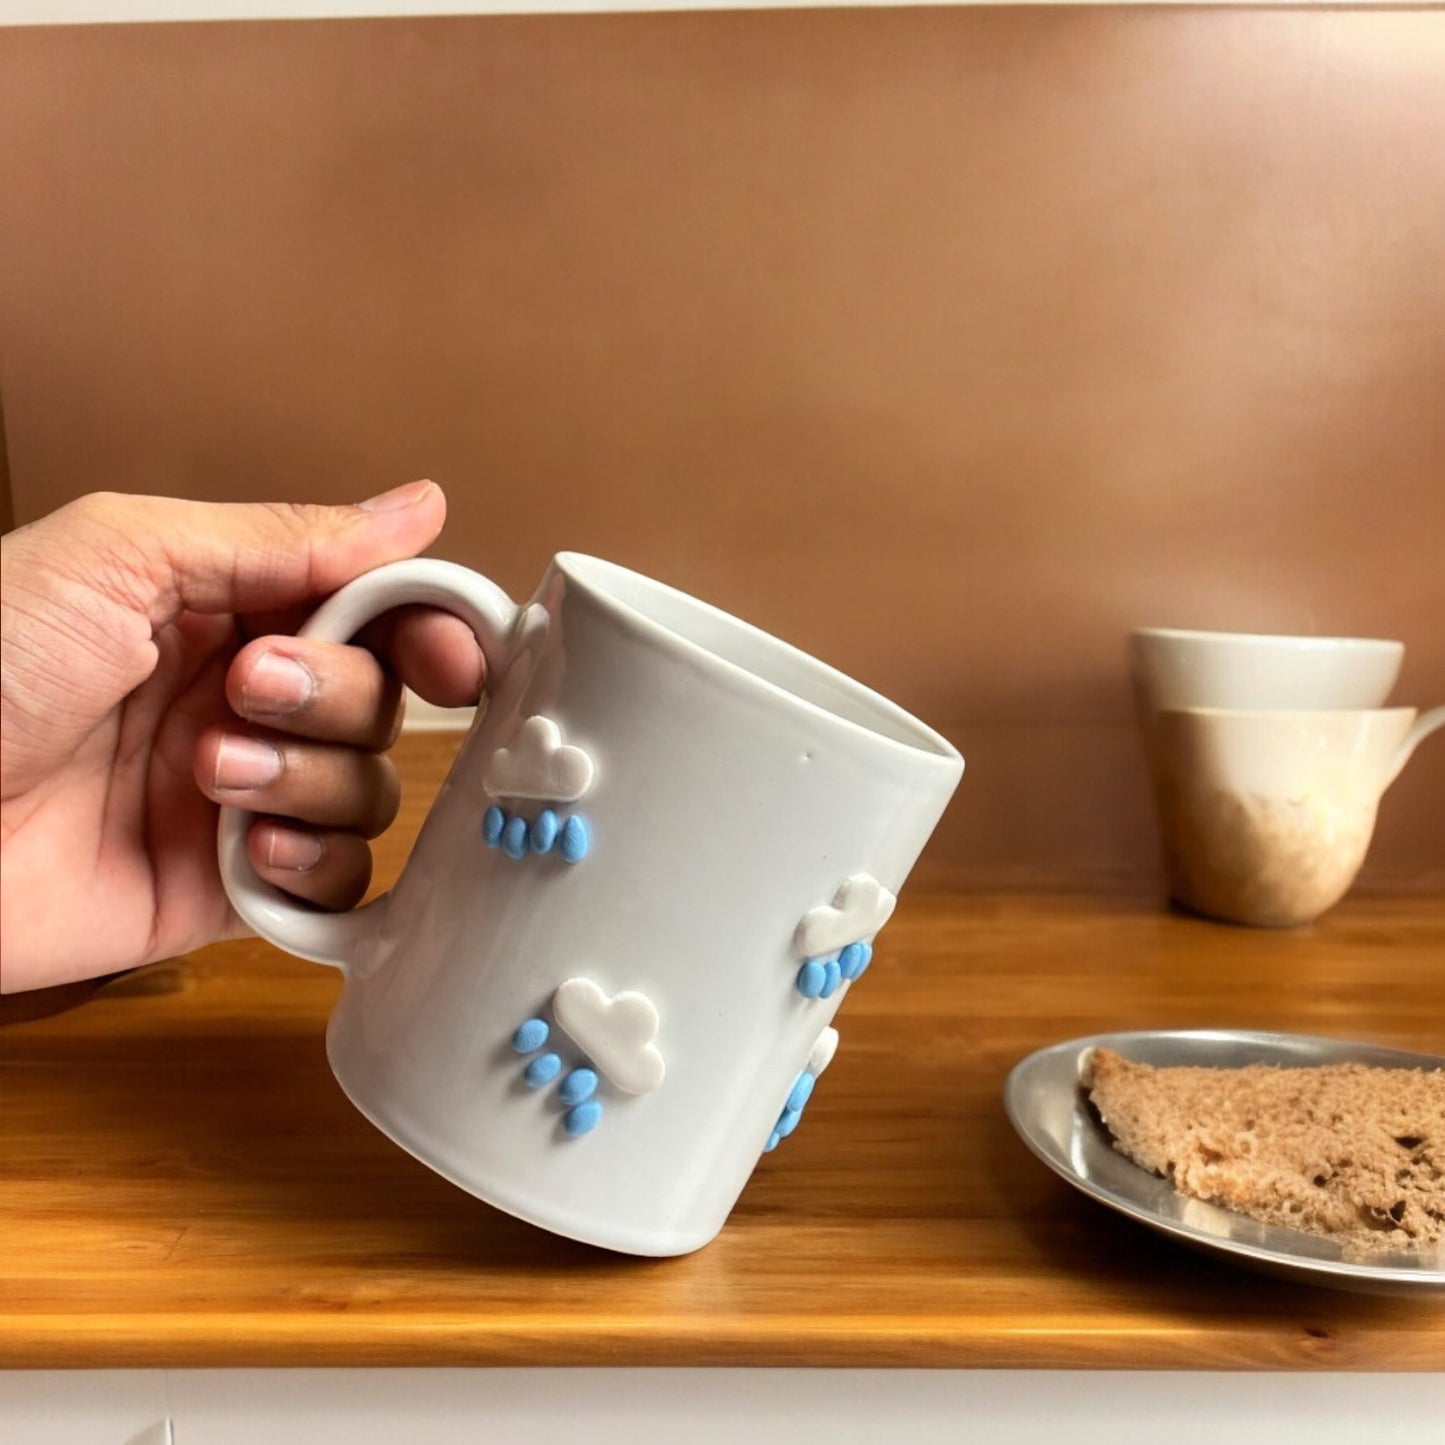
<box><xmin>1086</xmin><ymin>1047</ymin><xmax>1445</xmax><ymax>1258</ymax></box>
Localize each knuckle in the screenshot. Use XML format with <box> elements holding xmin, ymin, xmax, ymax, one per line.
<box><xmin>386</xmin><ymin>701</ymin><xmax>406</xmax><ymax>749</ymax></box>
<box><xmin>51</xmin><ymin>493</ymin><xmax>157</xmax><ymax>604</ymax></box>
<box><xmin>247</xmin><ymin>501</ymin><xmax>348</xmax><ymax>598</ymax></box>
<box><xmin>258</xmin><ymin>499</ymin><xmax>352</xmax><ymax>548</ymax></box>
<box><xmin>363</xmin><ymin>757</ymin><xmax>402</xmax><ymax>835</ymax></box>
<box><xmin>257</xmin><ymin>500</ymin><xmax>334</xmax><ymax>537</ymax></box>
<box><xmin>377</xmin><ymin>687</ymin><xmax>406</xmax><ymax>749</ymax></box>
<box><xmin>334</xmin><ymin>844</ymin><xmax>374</xmax><ymax>910</ymax></box>
<box><xmin>61</xmin><ymin>490</ymin><xmax>126</xmax><ymax>526</ymax></box>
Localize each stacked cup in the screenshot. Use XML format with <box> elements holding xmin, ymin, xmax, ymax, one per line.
<box><xmin>1129</xmin><ymin>628</ymin><xmax>1444</xmax><ymax>927</ymax></box>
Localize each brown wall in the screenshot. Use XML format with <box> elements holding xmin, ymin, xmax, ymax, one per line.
<box><xmin>2</xmin><ymin>10</ymin><xmax>1442</xmax><ymax>888</ymax></box>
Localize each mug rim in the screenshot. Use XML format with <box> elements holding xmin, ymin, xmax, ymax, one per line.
<box><xmin>554</xmin><ymin>552</ymin><xmax>962</xmax><ymax>767</ymax></box>
<box><xmin>1157</xmin><ymin>705</ymin><xmax>1417</xmax><ymax>724</ymax></box>
<box><xmin>1131</xmin><ymin>626</ymin><xmax>1404</xmax><ymax>652</ymax></box>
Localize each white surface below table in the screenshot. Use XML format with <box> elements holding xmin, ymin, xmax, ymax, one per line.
<box><xmin>3</xmin><ymin>1369</ymin><xmax>1444</xmax><ymax>1444</ymax></box>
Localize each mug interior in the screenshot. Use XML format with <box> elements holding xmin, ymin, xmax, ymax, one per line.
<box><xmin>557</xmin><ymin>554</ymin><xmax>958</xmax><ymax>760</ymax></box>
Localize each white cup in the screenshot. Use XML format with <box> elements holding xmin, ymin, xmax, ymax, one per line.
<box><xmin>218</xmin><ymin>555</ymin><xmax>963</xmax><ymax>1255</ymax></box>
<box><xmin>1129</xmin><ymin>627</ymin><xmax>1404</xmax><ymax>712</ymax></box>
<box><xmin>1148</xmin><ymin>706</ymin><xmax>1445</xmax><ymax>927</ymax></box>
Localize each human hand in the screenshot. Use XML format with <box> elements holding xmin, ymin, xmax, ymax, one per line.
<box><xmin>1</xmin><ymin>482</ymin><xmax>483</xmax><ymax>993</ymax></box>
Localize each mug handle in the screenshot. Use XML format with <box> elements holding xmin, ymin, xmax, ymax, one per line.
<box><xmin>216</xmin><ymin>559</ymin><xmax>521</xmax><ymax>970</ymax></box>
<box><xmin>1384</xmin><ymin>705</ymin><xmax>1445</xmax><ymax>789</ymax></box>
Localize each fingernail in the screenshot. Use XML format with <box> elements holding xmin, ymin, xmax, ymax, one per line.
<box><xmin>242</xmin><ymin>652</ymin><xmax>314</xmax><ymax>718</ymax></box>
<box><xmin>358</xmin><ymin>479</ymin><xmax>434</xmax><ymax>513</ymax></box>
<box><xmin>214</xmin><ymin>735</ymin><xmax>284</xmax><ymax>792</ymax></box>
<box><xmin>263</xmin><ymin>825</ymin><xmax>324</xmax><ymax>872</ymax></box>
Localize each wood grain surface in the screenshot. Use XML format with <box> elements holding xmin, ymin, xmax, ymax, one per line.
<box><xmin>2</xmin><ymin>735</ymin><xmax>1442</xmax><ymax>1370</ymax></box>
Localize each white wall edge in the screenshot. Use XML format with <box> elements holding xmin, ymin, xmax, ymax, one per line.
<box><xmin>403</xmin><ymin>689</ymin><xmax>476</xmax><ymax>733</ymax></box>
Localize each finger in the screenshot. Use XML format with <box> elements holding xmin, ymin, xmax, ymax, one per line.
<box><xmin>54</xmin><ymin>480</ymin><xmax>446</xmax><ymax>628</ymax></box>
<box><xmin>360</xmin><ymin>606</ymin><xmax>487</xmax><ymax>708</ymax></box>
<box><xmin>236</xmin><ymin>602</ymin><xmax>325</xmax><ymax>645</ymax></box>
<box><xmin>230</xmin><ymin>608</ymin><xmax>484</xmax><ymax>746</ymax></box>
<box><xmin>227</xmin><ymin>636</ymin><xmax>405</xmax><ymax>751</ymax></box>
<box><xmin>194</xmin><ymin>727</ymin><xmax>401</xmax><ymax>837</ymax></box>
<box><xmin>246</xmin><ymin>822</ymin><xmax>373</xmax><ymax>911</ymax></box>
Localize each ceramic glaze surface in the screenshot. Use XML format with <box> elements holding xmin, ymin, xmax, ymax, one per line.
<box><xmin>1148</xmin><ymin>706</ymin><xmax>1445</xmax><ymax>927</ymax></box>
<box><xmin>1129</xmin><ymin>627</ymin><xmax>1404</xmax><ymax>713</ymax></box>
<box><xmin>219</xmin><ymin>554</ymin><xmax>962</xmax><ymax>1255</ymax></box>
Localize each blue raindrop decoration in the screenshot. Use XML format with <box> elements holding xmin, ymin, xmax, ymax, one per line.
<box><xmin>531</xmin><ymin>808</ymin><xmax>559</xmax><ymax>854</ymax></box>
<box><xmin>560</xmin><ymin>814</ymin><xmax>590</xmax><ymax>864</ymax></box>
<box><xmin>796</xmin><ymin>939</ymin><xmax>874</xmax><ymax>1000</ymax></box>
<box><xmin>564</xmin><ymin>1100</ymin><xmax>603</xmax><ymax>1137</ymax></box>
<box><xmin>502</xmin><ymin>815</ymin><xmax>530</xmax><ymax>859</ymax></box>
<box><xmin>558</xmin><ymin>1068</ymin><xmax>599</xmax><ymax>1106</ymax></box>
<box><xmin>512</xmin><ymin>1018</ymin><xmax>549</xmax><ymax>1053</ymax></box>
<box><xmin>764</xmin><ymin>1069</ymin><xmax>825</xmax><ymax>1155</ymax></box>
<box><xmin>483</xmin><ymin>806</ymin><xmax>590</xmax><ymax>866</ymax></box>
<box><xmin>852</xmin><ymin>941</ymin><xmax>873</xmax><ymax>979</ymax></box>
<box><xmin>524</xmin><ymin>1052</ymin><xmax>562</xmax><ymax>1088</ymax></box>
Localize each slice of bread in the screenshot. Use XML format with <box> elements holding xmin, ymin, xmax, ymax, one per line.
<box><xmin>1086</xmin><ymin>1047</ymin><xmax>1445</xmax><ymax>1259</ymax></box>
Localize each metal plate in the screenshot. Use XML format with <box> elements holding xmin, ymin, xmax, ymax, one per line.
<box><xmin>1004</xmin><ymin>1029</ymin><xmax>1445</xmax><ymax>1295</ymax></box>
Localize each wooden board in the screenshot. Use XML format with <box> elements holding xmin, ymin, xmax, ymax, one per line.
<box><xmin>1</xmin><ymin>735</ymin><xmax>1442</xmax><ymax>1370</ymax></box>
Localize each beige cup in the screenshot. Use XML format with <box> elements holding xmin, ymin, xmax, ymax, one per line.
<box><xmin>1129</xmin><ymin>627</ymin><xmax>1404</xmax><ymax>712</ymax></box>
<box><xmin>1149</xmin><ymin>706</ymin><xmax>1445</xmax><ymax>927</ymax></box>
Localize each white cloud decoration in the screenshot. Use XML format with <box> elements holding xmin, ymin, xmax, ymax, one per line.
<box><xmin>484</xmin><ymin>715</ymin><xmax>595</xmax><ymax>803</ymax></box>
<box><xmin>553</xmin><ymin>978</ymin><xmax>665</xmax><ymax>1095</ymax></box>
<box><xmin>794</xmin><ymin>872</ymin><xmax>897</xmax><ymax>958</ymax></box>
<box><xmin>807</xmin><ymin>1026</ymin><xmax>839</xmax><ymax>1079</ymax></box>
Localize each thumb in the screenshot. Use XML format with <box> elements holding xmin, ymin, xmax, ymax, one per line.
<box><xmin>69</xmin><ymin>480</ymin><xmax>448</xmax><ymax>626</ymax></box>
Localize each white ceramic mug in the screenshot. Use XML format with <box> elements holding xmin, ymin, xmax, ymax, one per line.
<box><xmin>218</xmin><ymin>554</ymin><xmax>963</xmax><ymax>1255</ymax></box>
<box><xmin>1149</xmin><ymin>705</ymin><xmax>1445</xmax><ymax>927</ymax></box>
<box><xmin>1129</xmin><ymin>627</ymin><xmax>1404</xmax><ymax>712</ymax></box>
